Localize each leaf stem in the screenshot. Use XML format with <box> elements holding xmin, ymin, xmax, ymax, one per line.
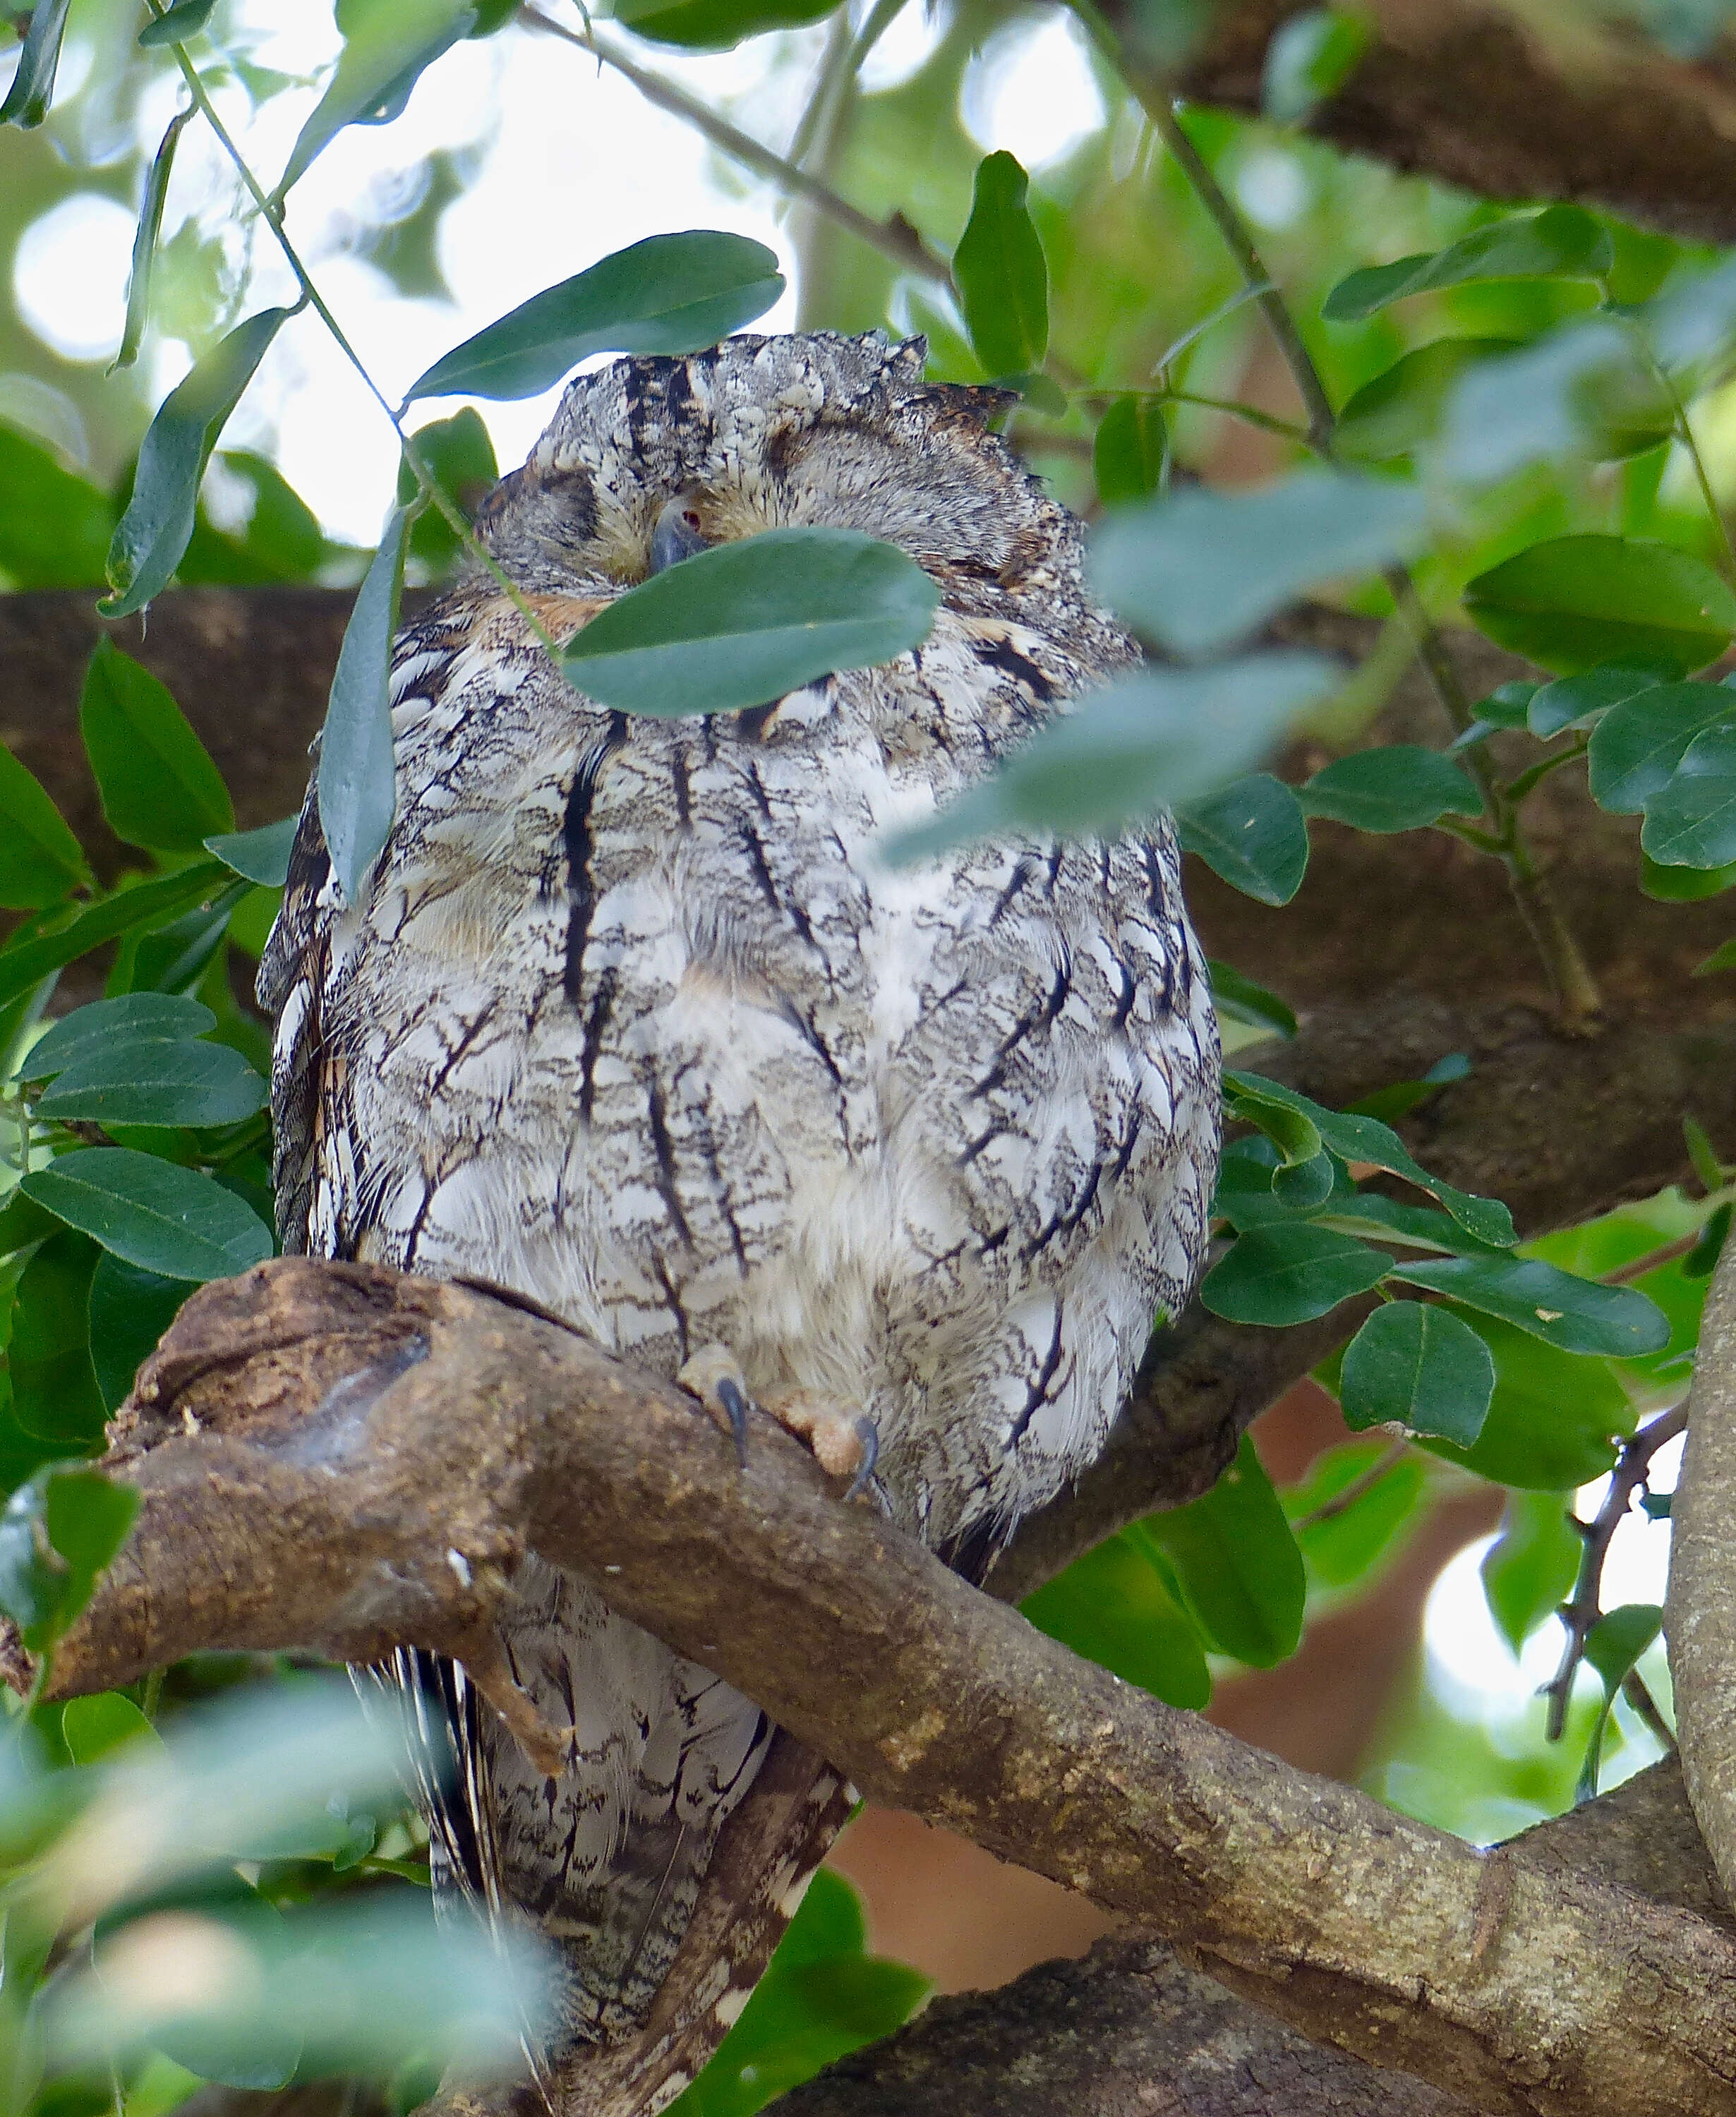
<box><xmin>1503</xmin><ymin>735</ymin><xmax>1590</xmax><ymax>807</ymax></box>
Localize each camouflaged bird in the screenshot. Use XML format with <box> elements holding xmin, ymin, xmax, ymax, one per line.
<box><xmin>258</xmin><ymin>330</ymin><xmax>1221</xmax><ymax>2113</ymax></box>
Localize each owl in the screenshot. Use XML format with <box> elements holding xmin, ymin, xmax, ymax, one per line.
<box><xmin>258</xmin><ymin>331</ymin><xmax>1221</xmax><ymax>2115</ymax></box>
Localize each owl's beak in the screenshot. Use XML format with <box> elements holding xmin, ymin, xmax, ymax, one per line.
<box><xmin>650</xmin><ymin>494</ymin><xmax>710</xmax><ymax>575</ymax></box>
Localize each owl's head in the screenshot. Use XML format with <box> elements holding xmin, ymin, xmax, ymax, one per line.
<box><xmin>470</xmin><ymin>332</ymin><xmax>1086</xmax><ymax>616</ymax></box>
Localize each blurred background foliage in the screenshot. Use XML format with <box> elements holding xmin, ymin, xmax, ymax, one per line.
<box><xmin>0</xmin><ymin>0</ymin><xmax>1730</xmax><ymax>2109</ymax></box>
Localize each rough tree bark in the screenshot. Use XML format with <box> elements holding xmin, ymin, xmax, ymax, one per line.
<box><xmin>18</xmin><ymin>1259</ymin><xmax>1735</xmax><ymax>2117</ymax></box>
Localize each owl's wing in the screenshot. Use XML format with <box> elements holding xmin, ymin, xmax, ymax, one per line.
<box><xmin>560</xmin><ymin>1735</ymin><xmax>851</xmax><ymax>2117</ymax></box>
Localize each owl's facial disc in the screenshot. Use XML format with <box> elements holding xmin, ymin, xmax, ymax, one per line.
<box><xmin>650</xmin><ymin>493</ymin><xmax>709</xmax><ymax>575</ymax></box>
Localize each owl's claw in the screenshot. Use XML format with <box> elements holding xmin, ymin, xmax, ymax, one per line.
<box><xmin>677</xmin><ymin>1347</ymin><xmax>755</xmax><ymax>1466</ymax></box>
<box><xmin>844</xmin><ymin>1416</ymin><xmax>880</xmax><ymax>1504</ymax></box>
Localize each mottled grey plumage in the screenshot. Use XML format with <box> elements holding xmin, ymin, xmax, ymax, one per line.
<box><xmin>259</xmin><ymin>331</ymin><xmax>1220</xmax><ymax>2113</ymax></box>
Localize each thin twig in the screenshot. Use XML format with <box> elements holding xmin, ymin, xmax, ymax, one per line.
<box><xmin>1544</xmin><ymin>1401</ymin><xmax>1689</xmax><ymax>1742</ymax></box>
<box><xmin>1605</xmin><ymin>1231</ymin><xmax>1700</xmax><ymax>1286</ymax></box>
<box><xmin>1289</xmin><ymin>1435</ymin><xmax>1412</xmax><ymax>1531</ymax></box>
<box><xmin>519</xmin><ymin>6</ymin><xmax>953</xmax><ymax>289</ymax></box>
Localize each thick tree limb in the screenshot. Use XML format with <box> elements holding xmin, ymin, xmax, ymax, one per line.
<box><xmin>1669</xmin><ymin>1238</ymin><xmax>1736</xmax><ymax>1904</ymax></box>
<box><xmin>778</xmin><ymin>1933</ymin><xmax>1472</xmax><ymax>2116</ymax></box>
<box><xmin>1153</xmin><ymin>0</ymin><xmax>1736</xmax><ymax>244</ymax></box>
<box><xmin>30</xmin><ymin>1257</ymin><xmax>1736</xmax><ymax>2117</ymax></box>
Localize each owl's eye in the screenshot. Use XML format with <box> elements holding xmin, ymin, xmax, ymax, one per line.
<box><xmin>650</xmin><ymin>495</ymin><xmax>711</xmax><ymax>574</ymax></box>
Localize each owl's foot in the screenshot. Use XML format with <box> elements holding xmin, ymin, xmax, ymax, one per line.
<box><xmin>677</xmin><ymin>1346</ymin><xmax>752</xmax><ymax>1466</ymax></box>
<box><xmin>760</xmin><ymin>1387</ymin><xmax>881</xmax><ymax>1503</ymax></box>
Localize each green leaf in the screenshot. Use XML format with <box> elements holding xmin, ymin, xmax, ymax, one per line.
<box><xmin>1093</xmin><ymin>396</ymin><xmax>1167</xmax><ymax>507</ymax></box>
<box><xmin>1463</xmin><ymin>536</ymin><xmax>1736</xmax><ymax>677</ymax></box>
<box><xmin>397</xmin><ymin>408</ymin><xmax>499</xmax><ymax>572</ymax></box>
<box><xmin>114</xmin><ymin>109</ymin><xmax>194</xmax><ymax>372</ymax></box>
<box><xmin>404</xmin><ymin>233</ymin><xmax>785</xmax><ymax>402</ymax></box>
<box><xmin>1298</xmin><ymin>744</ymin><xmax>1482</xmax><ymax>833</ymax></box>
<box><xmin>1088</xmin><ymin>469</ymin><xmax>1426</xmax><ymax>657</ymax></box>
<box><xmin>1436</xmin><ymin>320</ymin><xmax>1675</xmax><ymax>485</ymax></box>
<box><xmin>1177</xmin><ymin>773</ymin><xmax>1310</xmax><ymax>905</ymax></box>
<box><xmin>1643</xmin><ymin>849</ymin><xmax>1736</xmax><ymax>900</ymax></box>
<box><xmin>1697</xmin><ymin>935</ymin><xmax>1736</xmax><ymax>975</ymax></box>
<box><xmin>1261</xmin><ymin>5</ymin><xmax>1371</xmax><ymax>121</ymax></box>
<box><xmin>1579</xmin><ymin>1602</ymin><xmax>1664</xmax><ymax>1801</ymax></box>
<box><xmin>320</xmin><ymin>507</ymin><xmax>410</xmax><ymax>907</ymax></box>
<box><xmin>0</xmin><ymin>422</ymin><xmax>116</xmax><ymax>589</ymax></box>
<box><xmin>1020</xmin><ymin>1528</ymin><xmax>1210</xmax><ymax>1707</ymax></box>
<box><xmin>1284</xmin><ymin>1438</ymin><xmax>1428</xmax><ymax>1590</ymax></box>
<box><xmin>562</xmin><ymin>526</ymin><xmax>939</xmax><ymax>718</ymax></box>
<box><xmin>1409</xmin><ymin>1309</ymin><xmax>1631</xmax><ymax>1489</ymax></box>
<box><xmin>137</xmin><ymin>0</ymin><xmax>218</xmax><ymax>44</ymax></box>
<box><xmin>953</xmin><ymin>152</ymin><xmax>1049</xmax><ymax>378</ymax></box>
<box><xmin>0</xmin><ymin>0</ymin><xmax>73</xmax><ymax>126</ymax></box>
<box><xmin>24</xmin><ymin>994</ymin><xmax>216</xmax><ymax>1080</ymax></box>
<box><xmin>275</xmin><ymin>0</ymin><xmax>476</xmax><ymax>203</ymax></box>
<box><xmin>102</xmin><ymin>308</ymin><xmax>294</xmax><ymax>618</ymax></box>
<box><xmin>1685</xmin><ymin>1200</ymin><xmax>1732</xmax><ymax>1280</ymax></box>
<box><xmin>1322</xmin><ymin>207</ymin><xmax>1614</xmax><ymax>321</ymax></box>
<box><xmin>1314</xmin><ymin>1190</ymin><xmax>1498</xmax><ymax>1257</ymax></box>
<box><xmin>1200</xmin><ymin>1222</ymin><xmax>1392</xmax><ymax>1326</ymax></box>
<box><xmin>179</xmin><ymin>452</ymin><xmax>330</xmax><ymax>586</ymax></box>
<box><xmin>1529</xmin><ymin>662</ymin><xmax>1668</xmax><ymax>740</ymax></box>
<box><xmin>1339</xmin><ymin>1300</ymin><xmax>1495</xmax><ymax>1446</ymax></box>
<box><xmin>79</xmin><ymin>641</ymin><xmax>234</xmax><ymax>852</ymax></box>
<box><xmin>1205</xmin><ymin>960</ymin><xmax>1296</xmax><ymax>1039</ymax></box>
<box><xmin>1586</xmin><ymin>680</ymin><xmax>1735</xmax><ymax>812</ymax></box>
<box><xmin>1224</xmin><ymin>1070</ymin><xmax>1517</xmax><ymax>1247</ymax></box>
<box><xmin>38</xmin><ymin>1038</ymin><xmax>266</xmax><ymax>1129</ymax></box>
<box><xmin>888</xmin><ymin>654</ymin><xmax>1334</xmax><ymax>866</ymax></box>
<box><xmin>1334</xmin><ymin>337</ymin><xmax>1522</xmax><ymax>463</ymax></box>
<box><xmin>1344</xmin><ymin>1051</ymin><xmax>1470</xmax><ymax>1125</ymax></box>
<box><xmin>22</xmin><ymin>1150</ymin><xmax>274</xmax><ymax>1283</ymax></box>
<box><xmin>46</xmin><ymin>1468</ymin><xmax>139</xmax><ymax>1625</ymax></box>
<box><xmin>1481</xmin><ymin>1491</ymin><xmax>1579</xmax><ymax>1655</ymax></box>
<box><xmin>62</xmin><ymin>1694</ymin><xmax>160</xmax><ymax>1764</ymax></box>
<box><xmin>1139</xmin><ymin>1435</ymin><xmax>1306</xmax><ymax>1667</ymax></box>
<box><xmin>1641</xmin><ymin>725</ymin><xmax>1736</xmax><ymax>867</ymax></box>
<box><xmin>205</xmin><ymin>816</ymin><xmax>298</xmax><ymax>888</ymax></box>
<box><xmin>1685</xmin><ymin>1113</ymin><xmax>1726</xmax><ymax>1194</ymax></box>
<box><xmin>88</xmin><ymin>1255</ymin><xmax>193</xmax><ymax>1413</ymax></box>
<box><xmin>1386</xmin><ymin>1253</ymin><xmax>1670</xmax><ymax>1356</ymax></box>
<box><xmin>0</xmin><ymin>1471</ymin><xmax>68</xmax><ymax>1647</ymax></box>
<box><xmin>0</xmin><ymin>741</ymin><xmax>93</xmax><ymax>909</ymax></box>
<box><xmin>666</xmin><ymin>1871</ymin><xmax>929</xmax><ymax>2116</ymax></box>
<box><xmin>8</xmin><ymin>1231</ymin><xmax>105</xmax><ymax>1447</ymax></box>
<box><xmin>611</xmin><ymin>0</ymin><xmax>840</xmax><ymax>49</ymax></box>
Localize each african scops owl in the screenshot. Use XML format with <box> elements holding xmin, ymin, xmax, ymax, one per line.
<box><xmin>259</xmin><ymin>331</ymin><xmax>1221</xmax><ymax>2113</ymax></box>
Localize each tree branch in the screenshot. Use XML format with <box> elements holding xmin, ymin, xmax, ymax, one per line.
<box><xmin>25</xmin><ymin>1256</ymin><xmax>1736</xmax><ymax>2117</ymax></box>
<box><xmin>1152</xmin><ymin>0</ymin><xmax>1736</xmax><ymax>245</ymax></box>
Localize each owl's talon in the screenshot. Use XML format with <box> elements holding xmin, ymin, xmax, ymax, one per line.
<box><xmin>678</xmin><ymin>1346</ymin><xmax>756</xmax><ymax>1468</ymax></box>
<box><xmin>716</xmin><ymin>1376</ymin><xmax>751</xmax><ymax>1468</ymax></box>
<box><xmin>844</xmin><ymin>1416</ymin><xmax>880</xmax><ymax>1503</ymax></box>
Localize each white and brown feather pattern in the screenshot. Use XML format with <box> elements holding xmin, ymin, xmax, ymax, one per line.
<box><xmin>259</xmin><ymin>331</ymin><xmax>1219</xmax><ymax>2113</ymax></box>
